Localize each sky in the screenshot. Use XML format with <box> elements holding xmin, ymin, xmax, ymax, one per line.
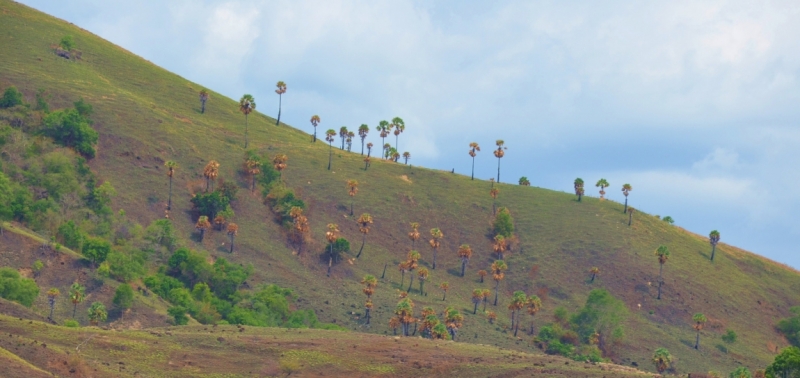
<box><xmin>19</xmin><ymin>0</ymin><xmax>800</xmax><ymax>268</ymax></box>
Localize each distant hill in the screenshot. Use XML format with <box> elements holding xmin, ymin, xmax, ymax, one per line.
<box><xmin>1</xmin><ymin>0</ymin><xmax>798</xmax><ymax>375</ymax></box>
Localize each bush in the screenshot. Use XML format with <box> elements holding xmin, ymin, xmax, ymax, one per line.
<box><xmin>63</xmin><ymin>319</ymin><xmax>80</xmax><ymax>328</ymax></box>
<box><xmin>777</xmin><ymin>307</ymin><xmax>800</xmax><ymax>347</ymax></box>
<box><xmin>57</xmin><ymin>220</ymin><xmax>85</xmax><ymax>249</ymax></box>
<box><xmin>81</xmin><ymin>236</ymin><xmax>112</xmax><ymax>265</ymax></box>
<box><xmin>190</xmin><ymin>191</ymin><xmax>229</xmax><ymax>219</ymax></box>
<box><xmin>168</xmin><ymin>306</ymin><xmax>189</xmax><ymax>325</ymax></box>
<box><xmin>59</xmin><ymin>35</ymin><xmax>75</xmax><ymax>51</ymax></box>
<box><xmin>722</xmin><ymin>329</ymin><xmax>738</xmax><ymax>344</ymax></box>
<box><xmin>113</xmin><ymin>283</ymin><xmax>134</xmax><ymax>310</ymax></box>
<box><xmin>545</xmin><ymin>340</ymin><xmax>574</xmax><ymax>356</ymax></box>
<box><xmin>143</xmin><ymin>219</ymin><xmax>177</xmax><ymax>251</ymax></box>
<box><xmin>35</xmin><ymin>89</ymin><xmax>49</xmax><ymax>112</ymax></box>
<box><xmin>105</xmin><ymin>250</ymin><xmax>145</xmax><ymax>282</ymax></box>
<box><xmin>0</xmin><ymin>267</ymin><xmax>39</xmax><ymax>307</ymax></box>
<box><xmin>0</xmin><ymin>86</ymin><xmax>23</xmax><ymax>109</ymax></box>
<box><xmin>41</xmin><ymin>108</ymin><xmax>98</xmax><ymax>158</ymax></box>
<box><xmin>493</xmin><ymin>207</ymin><xmax>514</xmax><ymax>238</ymax></box>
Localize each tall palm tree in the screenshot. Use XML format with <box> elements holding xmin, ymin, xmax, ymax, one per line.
<box><xmin>358</xmin><ymin>124</ymin><xmax>369</xmax><ymax>154</ymax></box>
<box><xmin>339</xmin><ymin>126</ymin><xmax>349</xmax><ymax>150</ymax></box>
<box><xmin>458</xmin><ymin>244</ymin><xmax>472</xmax><ymax>277</ymax></box>
<box><xmin>490</xmin><ymin>187</ymin><xmax>499</xmax><ymax>215</ymax></box>
<box><xmin>363</xmin><ymin>156</ymin><xmax>371</xmax><ymax>171</ymax></box>
<box><xmin>628</xmin><ymin>207</ymin><xmax>635</xmax><ymax>226</ymax></box>
<box><xmin>693</xmin><ymin>313</ymin><xmax>707</xmax><ymax>349</ymax></box>
<box><xmin>390</xmin><ymin>149</ymin><xmax>400</xmax><ymax>162</ymax></box>
<box><xmin>246</xmin><ymin>158</ymin><xmax>261</xmax><ymax>191</ymax></box>
<box><xmin>472</xmin><ymin>289</ymin><xmax>483</xmax><ymax>314</ymax></box>
<box><xmin>394</xmin><ymin>297</ymin><xmax>415</xmax><ymax>336</ymax></box>
<box><xmin>526</xmin><ymin>295</ymin><xmax>542</xmax><ymax>335</ymax></box>
<box><xmin>356</xmin><ymin>213</ymin><xmax>372</xmax><ymax>258</ymax></box>
<box><xmin>310</xmin><ymin>115</ymin><xmax>321</xmax><ymax>142</ymax></box>
<box><xmin>272</xmin><ymin>154</ymin><xmax>288</xmax><ymax>181</ymax></box>
<box><xmin>408</xmin><ymin>222</ymin><xmax>420</xmax><ymax>249</ymax></box>
<box><xmin>275</xmin><ymin>81</ymin><xmax>286</xmax><ymax>126</ymax></box>
<box><xmin>227</xmin><ymin>223</ymin><xmax>238</xmax><ymax>253</ymax></box>
<box><xmin>346</xmin><ymin>131</ymin><xmax>354</xmax><ymax>152</ymax></box>
<box><xmin>493</xmin><ymin>140</ymin><xmax>506</xmax><ymax>183</ymax></box>
<box><xmin>403</xmin><ymin>151</ymin><xmax>410</xmax><ymax>164</ymax></box>
<box><xmin>709</xmin><ymin>230</ymin><xmax>721</xmax><ymax>261</ymax></box>
<box><xmin>398</xmin><ymin>261</ymin><xmax>409</xmax><ymax>287</ymax></box>
<box><xmin>196</xmin><ymin>216</ymin><xmax>211</xmax><ymax>242</ymax></box>
<box><xmin>361</xmin><ymin>274</ymin><xmax>377</xmax><ymax>324</ymax></box>
<box><xmin>366</xmin><ymin>142</ymin><xmax>374</xmax><ymax>158</ymax></box>
<box><xmin>445</xmin><ymin>307</ymin><xmax>463</xmax><ymax>340</ymax></box>
<box><xmin>239</xmin><ymin>94</ymin><xmax>256</xmax><ymax>148</ymax></box>
<box><xmin>509</xmin><ymin>291</ymin><xmax>527</xmax><ymax>336</ymax></box>
<box><xmin>406</xmin><ymin>250</ymin><xmax>421</xmax><ymax>293</ymax></box>
<box><xmin>622</xmin><ymin>183</ymin><xmax>633</xmax><ymax>213</ymax></box>
<box><xmin>440</xmin><ymin>282</ymin><xmax>449</xmax><ymax>301</ymax></box>
<box><xmin>291</xmin><ymin>208</ymin><xmax>310</xmax><ymax>255</ymax></box>
<box><xmin>491</xmin><ymin>260</ymin><xmax>507</xmax><ymax>306</ymax></box>
<box><xmin>574</xmin><ymin>178</ymin><xmax>584</xmax><ymax>202</ymax></box>
<box><xmin>164</xmin><ymin>161</ymin><xmax>177</xmax><ymax>211</ymax></box>
<box><xmin>478</xmin><ymin>269</ymin><xmax>487</xmax><ymax>283</ymax></box>
<box><xmin>203</xmin><ymin>160</ymin><xmax>220</xmax><ymax>192</ymax></box>
<box><xmin>493</xmin><ymin>235</ymin><xmax>507</xmax><ymax>260</ymax></box>
<box><xmin>655</xmin><ymin>245</ymin><xmax>670</xmax><ymax>300</ymax></box>
<box><xmin>199</xmin><ymin>89</ymin><xmax>209</xmax><ymax>114</ymax></box>
<box><xmin>47</xmin><ymin>288</ymin><xmax>60</xmax><ymax>320</ymax></box>
<box><xmin>652</xmin><ymin>348</ymin><xmax>673</xmax><ymax>373</ymax></box>
<box><xmin>325</xmin><ymin>223</ymin><xmax>339</xmax><ymax>277</ymax></box>
<box><xmin>596</xmin><ymin>178</ymin><xmax>609</xmax><ymax>200</ymax></box>
<box><xmin>391</xmin><ymin>117</ymin><xmax>405</xmax><ymax>150</ymax></box>
<box><xmin>481</xmin><ymin>289</ymin><xmax>491</xmax><ymax>312</ymax></box>
<box><xmin>69</xmin><ymin>282</ymin><xmax>85</xmax><ymax>318</ymax></box>
<box><xmin>325</xmin><ymin>129</ymin><xmax>336</xmax><ymax>170</ymax></box>
<box><xmin>469</xmin><ymin>142</ymin><xmax>480</xmax><ymax>180</ymax></box>
<box><xmin>347</xmin><ymin>180</ymin><xmax>359</xmax><ymax>215</ymax></box>
<box><xmin>376</xmin><ymin>120</ymin><xmax>390</xmax><ymax>158</ymax></box>
<box><xmin>429</xmin><ymin>228</ymin><xmax>443</xmax><ymax>270</ymax></box>
<box><xmin>417</xmin><ymin>267</ymin><xmax>429</xmax><ymax>295</ymax></box>
<box><xmin>519</xmin><ymin>177</ymin><xmax>530</xmax><ymax>186</ymax></box>
<box><xmin>589</xmin><ymin>267</ymin><xmax>600</xmax><ymax>283</ymax></box>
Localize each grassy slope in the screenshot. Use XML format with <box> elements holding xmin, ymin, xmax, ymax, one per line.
<box><xmin>1</xmin><ymin>0</ymin><xmax>799</xmax><ymax>374</ymax></box>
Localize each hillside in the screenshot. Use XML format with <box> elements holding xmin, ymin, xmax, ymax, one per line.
<box><xmin>1</xmin><ymin>0</ymin><xmax>799</xmax><ymax>375</ymax></box>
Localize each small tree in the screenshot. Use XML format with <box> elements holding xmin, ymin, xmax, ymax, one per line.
<box><xmin>356</xmin><ymin>213</ymin><xmax>372</xmax><ymax>258</ymax></box>
<box><xmin>471</xmin><ymin>289</ymin><xmax>483</xmax><ymax>314</ymax></box>
<box><xmin>47</xmin><ymin>288</ymin><xmax>60</xmax><ymax>320</ymax></box>
<box><xmin>325</xmin><ymin>223</ymin><xmax>339</xmax><ymax>277</ymax></box>
<box><xmin>652</xmin><ymin>348</ymin><xmax>672</xmax><ymax>373</ymax></box>
<box><xmin>347</xmin><ymin>180</ymin><xmax>358</xmax><ymax>216</ymax></box>
<box><xmin>440</xmin><ymin>282</ymin><xmax>449</xmax><ymax>301</ymax></box>
<box><xmin>59</xmin><ymin>35</ymin><xmax>75</xmax><ymax>51</ymax></box>
<box><xmin>227</xmin><ymin>223</ymin><xmax>239</xmax><ymax>253</ymax></box>
<box><xmin>469</xmin><ymin>142</ymin><xmax>480</xmax><ymax>180</ymax></box>
<box><xmin>574</xmin><ymin>178</ymin><xmax>585</xmax><ymax>202</ymax></box>
<box><xmin>478</xmin><ymin>269</ymin><xmax>487</xmax><ymax>283</ymax></box>
<box><xmin>113</xmin><ymin>284</ymin><xmax>134</xmax><ymax>318</ymax></box>
<box><xmin>519</xmin><ymin>177</ymin><xmax>530</xmax><ymax>186</ymax></box>
<box><xmin>326</xmin><ymin>129</ymin><xmax>336</xmax><ymax>170</ymax></box>
<box><xmin>87</xmin><ymin>302</ymin><xmax>108</xmax><ymax>325</ymax></box>
<box><xmin>195</xmin><ymin>216</ymin><xmax>211</xmax><ymax>242</ymax></box>
<box><xmin>0</xmin><ymin>86</ymin><xmax>23</xmax><ymax>108</ymax></box>
<box><xmin>693</xmin><ymin>313</ymin><xmax>707</xmax><ymax>350</ymax></box>
<box><xmin>621</xmin><ymin>183</ymin><xmax>632</xmax><ymax>213</ymax></box>
<box><xmin>69</xmin><ymin>282</ymin><xmax>85</xmax><ymax>318</ymax></box>
<box><xmin>417</xmin><ymin>267</ymin><xmax>429</xmax><ymax>295</ymax></box>
<box><xmin>596</xmin><ymin>179</ymin><xmax>609</xmax><ymax>200</ymax></box>
<box><xmin>239</xmin><ymin>94</ymin><xmax>256</xmax><ymax>148</ymax></box>
<box><xmin>32</xmin><ymin>260</ymin><xmax>44</xmax><ymax>278</ymax></box>
<box><xmin>199</xmin><ymin>89</ymin><xmax>209</xmax><ymax>114</ymax></box>
<box><xmin>310</xmin><ymin>115</ymin><xmax>321</xmax><ymax>142</ymax></box>
<box><xmin>429</xmin><ymin>228</ymin><xmax>443</xmax><ymax>270</ymax></box>
<box><xmin>275</xmin><ymin>81</ymin><xmax>286</xmax><ymax>125</ymax></box>
<box><xmin>655</xmin><ymin>245</ymin><xmax>670</xmax><ymax>300</ymax></box>
<box><xmin>491</xmin><ymin>260</ymin><xmax>507</xmax><ymax>306</ymax></box>
<box><xmin>662</xmin><ymin>216</ymin><xmax>675</xmax><ymax>224</ymax></box>
<box><xmin>729</xmin><ymin>367</ymin><xmax>751</xmax><ymax>378</ymax></box>
<box><xmin>589</xmin><ymin>267</ymin><xmax>599</xmax><ymax>283</ymax></box>
<box><xmin>765</xmin><ymin>346</ymin><xmax>800</xmax><ymax>378</ymax></box>
<box><xmin>627</xmin><ymin>207</ymin><xmax>635</xmax><ymax>226</ymax></box>
<box><xmin>457</xmin><ymin>244</ymin><xmax>472</xmax><ymax>277</ymax></box>
<box><xmin>722</xmin><ymin>329</ymin><xmax>738</xmax><ymax>345</ymax></box>
<box><xmin>709</xmin><ymin>230</ymin><xmax>721</xmax><ymax>261</ymax></box>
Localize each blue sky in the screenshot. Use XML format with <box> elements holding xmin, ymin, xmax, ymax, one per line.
<box><xmin>20</xmin><ymin>0</ymin><xmax>800</xmax><ymax>268</ymax></box>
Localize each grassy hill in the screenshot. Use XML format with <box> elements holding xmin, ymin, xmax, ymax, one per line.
<box><xmin>1</xmin><ymin>0</ymin><xmax>799</xmax><ymax>375</ymax></box>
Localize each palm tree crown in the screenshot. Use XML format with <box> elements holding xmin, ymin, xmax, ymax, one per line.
<box><xmin>596</xmin><ymin>178</ymin><xmax>609</xmax><ymax>200</ymax></box>
<box><xmin>310</xmin><ymin>115</ymin><xmax>321</xmax><ymax>142</ymax></box>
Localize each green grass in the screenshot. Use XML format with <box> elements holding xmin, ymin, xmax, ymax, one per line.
<box><xmin>1</xmin><ymin>0</ymin><xmax>799</xmax><ymax>374</ymax></box>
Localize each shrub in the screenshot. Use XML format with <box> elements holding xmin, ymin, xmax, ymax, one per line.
<box><xmin>0</xmin><ymin>86</ymin><xmax>23</xmax><ymax>109</ymax></box>
<box><xmin>545</xmin><ymin>340</ymin><xmax>574</xmax><ymax>356</ymax></box>
<box><xmin>35</xmin><ymin>89</ymin><xmax>49</xmax><ymax>112</ymax></box>
<box><xmin>113</xmin><ymin>283</ymin><xmax>134</xmax><ymax>310</ymax></box>
<box><xmin>777</xmin><ymin>307</ymin><xmax>800</xmax><ymax>347</ymax></box>
<box><xmin>41</xmin><ymin>108</ymin><xmax>98</xmax><ymax>158</ymax></box>
<box><xmin>105</xmin><ymin>250</ymin><xmax>145</xmax><ymax>282</ymax></box>
<box><xmin>143</xmin><ymin>219</ymin><xmax>177</xmax><ymax>251</ymax></box>
<box><xmin>57</xmin><ymin>220</ymin><xmax>85</xmax><ymax>249</ymax></box>
<box><xmin>81</xmin><ymin>236</ymin><xmax>112</xmax><ymax>265</ymax></box>
<box><xmin>168</xmin><ymin>306</ymin><xmax>189</xmax><ymax>325</ymax></box>
<box><xmin>722</xmin><ymin>329</ymin><xmax>738</xmax><ymax>344</ymax></box>
<box><xmin>59</xmin><ymin>35</ymin><xmax>75</xmax><ymax>51</ymax></box>
<box><xmin>190</xmin><ymin>191</ymin><xmax>229</xmax><ymax>219</ymax></box>
<box><xmin>63</xmin><ymin>319</ymin><xmax>80</xmax><ymax>328</ymax></box>
<box><xmin>0</xmin><ymin>267</ymin><xmax>39</xmax><ymax>307</ymax></box>
<box><xmin>493</xmin><ymin>207</ymin><xmax>514</xmax><ymax>238</ymax></box>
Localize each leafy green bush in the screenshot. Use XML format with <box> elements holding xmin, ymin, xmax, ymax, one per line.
<box><xmin>59</xmin><ymin>35</ymin><xmax>75</xmax><ymax>51</ymax></box>
<box><xmin>41</xmin><ymin>108</ymin><xmax>98</xmax><ymax>158</ymax></box>
<box><xmin>168</xmin><ymin>306</ymin><xmax>189</xmax><ymax>325</ymax></box>
<box><xmin>105</xmin><ymin>250</ymin><xmax>145</xmax><ymax>282</ymax></box>
<box><xmin>0</xmin><ymin>267</ymin><xmax>39</xmax><ymax>307</ymax></box>
<box><xmin>545</xmin><ymin>340</ymin><xmax>574</xmax><ymax>356</ymax></box>
<box><xmin>777</xmin><ymin>307</ymin><xmax>800</xmax><ymax>347</ymax></box>
<box><xmin>57</xmin><ymin>220</ymin><xmax>85</xmax><ymax>249</ymax></box>
<box><xmin>0</xmin><ymin>86</ymin><xmax>23</xmax><ymax>109</ymax></box>
<box><xmin>722</xmin><ymin>329</ymin><xmax>738</xmax><ymax>344</ymax></box>
<box><xmin>143</xmin><ymin>219</ymin><xmax>177</xmax><ymax>251</ymax></box>
<box><xmin>190</xmin><ymin>191</ymin><xmax>229</xmax><ymax>219</ymax></box>
<box><xmin>493</xmin><ymin>207</ymin><xmax>514</xmax><ymax>238</ymax></box>
<box><xmin>63</xmin><ymin>319</ymin><xmax>80</xmax><ymax>328</ymax></box>
<box><xmin>113</xmin><ymin>284</ymin><xmax>134</xmax><ymax>310</ymax></box>
<box><xmin>265</xmin><ymin>184</ymin><xmax>305</xmax><ymax>226</ymax></box>
<box><xmin>81</xmin><ymin>236</ymin><xmax>112</xmax><ymax>265</ymax></box>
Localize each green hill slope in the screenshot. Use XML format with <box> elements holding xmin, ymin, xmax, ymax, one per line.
<box><xmin>1</xmin><ymin>0</ymin><xmax>798</xmax><ymax>374</ymax></box>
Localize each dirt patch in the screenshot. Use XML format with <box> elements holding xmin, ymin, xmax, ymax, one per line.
<box><xmin>400</xmin><ymin>175</ymin><xmax>412</xmax><ymax>183</ymax></box>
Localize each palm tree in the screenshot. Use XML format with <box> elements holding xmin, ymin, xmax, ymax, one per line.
<box><xmin>347</xmin><ymin>180</ymin><xmax>358</xmax><ymax>215</ymax></box>
<box><xmin>622</xmin><ymin>183</ymin><xmax>632</xmax><ymax>213</ymax></box>
<box><xmin>199</xmin><ymin>89</ymin><xmax>209</xmax><ymax>114</ymax></box>
<box><xmin>325</xmin><ymin>223</ymin><xmax>339</xmax><ymax>277</ymax></box>
<box><xmin>227</xmin><ymin>223</ymin><xmax>238</xmax><ymax>253</ymax></box>
<box><xmin>394</xmin><ymin>298</ymin><xmax>415</xmax><ymax>336</ymax></box>
<box><xmin>478</xmin><ymin>269</ymin><xmax>487</xmax><ymax>283</ymax></box>
<box><xmin>325</xmin><ymin>129</ymin><xmax>336</xmax><ymax>170</ymax></box>
<box><xmin>519</xmin><ymin>177</ymin><xmax>530</xmax><ymax>186</ymax></box>
<box><xmin>69</xmin><ymin>282</ymin><xmax>85</xmax><ymax>318</ymax></box>
<box><xmin>655</xmin><ymin>245</ymin><xmax>670</xmax><ymax>300</ymax></box>
<box><xmin>382</xmin><ymin>143</ymin><xmax>391</xmax><ymax>159</ymax></box>
<box><xmin>408</xmin><ymin>222</ymin><xmax>420</xmax><ymax>249</ymax></box>
<box><xmin>628</xmin><ymin>207</ymin><xmax>635</xmax><ymax>226</ymax></box>
<box><xmin>391</xmin><ymin>117</ymin><xmax>405</xmax><ymax>150</ymax></box>
<box><xmin>275</xmin><ymin>81</ymin><xmax>286</xmax><ymax>126</ymax></box>
<box><xmin>214</xmin><ymin>214</ymin><xmax>226</xmax><ymax>231</ymax></box>
<box><xmin>239</xmin><ymin>94</ymin><xmax>256</xmax><ymax>148</ymax></box>
<box><xmin>406</xmin><ymin>250</ymin><xmax>421</xmax><ymax>293</ymax></box>
<box><xmin>339</xmin><ymin>126</ymin><xmax>349</xmax><ymax>150</ymax></box>
<box><xmin>596</xmin><ymin>178</ymin><xmax>609</xmax><ymax>200</ymax></box>
<box><xmin>376</xmin><ymin>120</ymin><xmax>390</xmax><ymax>158</ymax></box>
<box><xmin>291</xmin><ymin>208</ymin><xmax>310</xmax><ymax>255</ymax></box>
<box><xmin>693</xmin><ymin>313</ymin><xmax>707</xmax><ymax>349</ymax></box>
<box><xmin>490</xmin><ymin>187</ymin><xmax>499</xmax><ymax>215</ymax></box>
<box><xmin>87</xmin><ymin>302</ymin><xmax>108</xmax><ymax>325</ymax></box>
<box><xmin>458</xmin><ymin>244</ymin><xmax>472</xmax><ymax>277</ymax></box>
<box><xmin>652</xmin><ymin>348</ymin><xmax>673</xmax><ymax>373</ymax></box>
<box><xmin>574</xmin><ymin>178</ymin><xmax>584</xmax><ymax>202</ymax></box>
<box><xmin>272</xmin><ymin>154</ymin><xmax>288</xmax><ymax>181</ymax></box>
<box><xmin>709</xmin><ymin>230</ymin><xmax>721</xmax><ymax>261</ymax></box>
<box><xmin>246</xmin><ymin>158</ymin><xmax>261</xmax><ymax>192</ymax></box>
<box><xmin>445</xmin><ymin>307</ymin><xmax>463</xmax><ymax>340</ymax></box>
<box><xmin>487</xmin><ymin>311</ymin><xmax>497</xmax><ymax>324</ymax></box>
<box><xmin>391</xmin><ymin>149</ymin><xmax>400</xmax><ymax>162</ymax></box>
<box><xmin>472</xmin><ymin>289</ymin><xmax>483</xmax><ymax>314</ymax></box>
<box><xmin>398</xmin><ymin>261</ymin><xmax>409</xmax><ymax>287</ymax></box>
<box><xmin>403</xmin><ymin>151</ymin><xmax>410</xmax><ymax>164</ymax></box>
<box><xmin>493</xmin><ymin>235</ymin><xmax>507</xmax><ymax>260</ymax></box>
<box><xmin>429</xmin><ymin>228</ymin><xmax>443</xmax><ymax>270</ymax></box>
<box><xmin>589</xmin><ymin>267</ymin><xmax>599</xmax><ymax>283</ymax></box>
<box><xmin>362</xmin><ymin>274</ymin><xmax>377</xmax><ymax>324</ymax></box>
<box><xmin>493</xmin><ymin>140</ymin><xmax>506</xmax><ymax>183</ymax></box>
<box><xmin>346</xmin><ymin>131</ymin><xmax>354</xmax><ymax>152</ymax></box>
<box><xmin>526</xmin><ymin>295</ymin><xmax>542</xmax><ymax>335</ymax></box>
<box><xmin>469</xmin><ymin>142</ymin><xmax>480</xmax><ymax>180</ymax></box>
<box><xmin>356</xmin><ymin>213</ymin><xmax>372</xmax><ymax>258</ymax></box>
<box><xmin>417</xmin><ymin>267</ymin><xmax>429</xmax><ymax>295</ymax></box>
<box><xmin>482</xmin><ymin>289</ymin><xmax>491</xmax><ymax>312</ymax></box>
<box><xmin>196</xmin><ymin>216</ymin><xmax>211</xmax><ymax>242</ymax></box>
<box><xmin>358</xmin><ymin>124</ymin><xmax>369</xmax><ymax>154</ymax></box>
<box><xmin>491</xmin><ymin>260</ymin><xmax>507</xmax><ymax>306</ymax></box>
<box><xmin>440</xmin><ymin>282</ymin><xmax>449</xmax><ymax>301</ymax></box>
<box><xmin>203</xmin><ymin>160</ymin><xmax>220</xmax><ymax>192</ymax></box>
<box><xmin>310</xmin><ymin>115</ymin><xmax>321</xmax><ymax>142</ymax></box>
<box><xmin>366</xmin><ymin>142</ymin><xmax>374</xmax><ymax>159</ymax></box>
<box><xmin>509</xmin><ymin>291</ymin><xmax>527</xmax><ymax>336</ymax></box>
<box><xmin>363</xmin><ymin>156</ymin><xmax>371</xmax><ymax>171</ymax></box>
<box><xmin>164</xmin><ymin>161</ymin><xmax>177</xmax><ymax>211</ymax></box>
<box><xmin>47</xmin><ymin>288</ymin><xmax>60</xmax><ymax>320</ymax></box>
<box><xmin>388</xmin><ymin>316</ymin><xmax>401</xmax><ymax>335</ymax></box>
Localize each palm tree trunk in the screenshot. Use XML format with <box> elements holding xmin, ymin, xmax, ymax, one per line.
<box><xmin>201</xmin><ymin>99</ymin><xmax>206</xmax><ymax>114</ymax></box>
<box><xmin>497</xmin><ymin>157</ymin><xmax>501</xmax><ymax>183</ymax></box>
<box><xmin>494</xmin><ymin>281</ymin><xmax>499</xmax><ymax>306</ymax></box>
<box><xmin>483</xmin><ymin>298</ymin><xmax>487</xmax><ymax>312</ymax></box>
<box><xmin>412</xmin><ymin>322</ymin><xmax>417</xmax><ymax>336</ymax></box>
<box><xmin>628</xmin><ymin>212</ymin><xmax>632</xmax><ymax>226</ymax></box>
<box><xmin>365</xmin><ymin>308</ymin><xmax>370</xmax><ymax>324</ymax></box>
<box><xmin>480</xmin><ymin>275</ymin><xmax>484</xmax><ymax>283</ymax></box>
<box><xmin>471</xmin><ymin>156</ymin><xmax>475</xmax><ymax>180</ymax></box>
<box><xmin>350</xmin><ymin>200</ymin><xmax>354</xmax><ymax>216</ymax></box>
<box><xmin>244</xmin><ymin>114</ymin><xmax>249</xmax><ymax>149</ymax></box>
<box><xmin>364</xmin><ymin>159</ymin><xmax>369</xmax><ymax>170</ymax></box>
<box><xmin>591</xmin><ymin>273</ymin><xmax>595</xmax><ymax>283</ymax></box>
<box><xmin>493</xmin><ymin>199</ymin><xmax>496</xmax><ymax>215</ymax></box>
<box><xmin>276</xmin><ymin>94</ymin><xmax>281</xmax><ymax>126</ymax></box>
<box><xmin>695</xmin><ymin>330</ymin><xmax>700</xmax><ymax>349</ymax></box>
<box><xmin>514</xmin><ymin>315</ymin><xmax>520</xmax><ymax>337</ymax></box>
<box><xmin>167</xmin><ymin>176</ymin><xmax>173</xmax><ymax>210</ymax></box>
<box><xmin>49</xmin><ymin>304</ymin><xmax>54</xmax><ymax>320</ymax></box>
<box><xmin>199</xmin><ymin>229</ymin><xmax>205</xmax><ymax>242</ymax></box>
<box><xmin>419</xmin><ymin>281</ymin><xmax>424</xmax><ymax>296</ymax></box>
<box><xmin>623</xmin><ymin>197</ymin><xmax>628</xmax><ymax>213</ymax></box>
<box><xmin>381</xmin><ymin>263</ymin><xmax>387</xmax><ymax>279</ymax></box>
<box><xmin>400</xmin><ymin>271</ymin><xmax>405</xmax><ymax>287</ymax></box>
<box><xmin>229</xmin><ymin>234</ymin><xmax>235</xmax><ymax>253</ymax></box>
<box><xmin>529</xmin><ymin>321</ymin><xmax>535</xmax><ymax>336</ymax></box>
<box><xmin>473</xmin><ymin>302</ymin><xmax>478</xmax><ymax>314</ymax></box>
<box><xmin>442</xmin><ymin>292</ymin><xmax>446</xmax><ymax>301</ymax></box>
<box><xmin>73</xmin><ymin>303</ymin><xmax>77</xmax><ymax>318</ymax></box>
<box><xmin>510</xmin><ymin>310</ymin><xmax>515</xmax><ymax>330</ymax></box>
<box><xmin>407</xmin><ymin>275</ymin><xmax>414</xmax><ymax>293</ymax></box>
<box><xmin>578</xmin><ymin>193</ymin><xmax>582</xmax><ymax>202</ymax></box>
<box><xmin>357</xmin><ymin>233</ymin><xmax>366</xmax><ymax>258</ymax></box>
<box><xmin>432</xmin><ymin>248</ymin><xmax>437</xmax><ymax>270</ymax></box>
<box><xmin>313</xmin><ymin>129</ymin><xmax>317</xmax><ymax>142</ymax></box>
<box><xmin>461</xmin><ymin>260</ymin><xmax>467</xmax><ymax>277</ymax></box>
<box><xmin>657</xmin><ymin>263</ymin><xmax>664</xmax><ymax>300</ymax></box>
<box><xmin>395</xmin><ymin>134</ymin><xmax>399</xmax><ymax>151</ymax></box>
<box><xmin>710</xmin><ymin>245</ymin><xmax>716</xmax><ymax>261</ymax></box>
<box><xmin>327</xmin><ymin>244</ymin><xmax>333</xmax><ymax>277</ymax></box>
<box><xmin>327</xmin><ymin>143</ymin><xmax>332</xmax><ymax>170</ymax></box>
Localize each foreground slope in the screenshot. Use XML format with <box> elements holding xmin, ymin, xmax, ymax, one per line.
<box><xmin>1</xmin><ymin>0</ymin><xmax>799</xmax><ymax>374</ymax></box>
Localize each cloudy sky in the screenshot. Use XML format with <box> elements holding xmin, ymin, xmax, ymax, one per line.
<box><xmin>21</xmin><ymin>0</ymin><xmax>800</xmax><ymax>268</ymax></box>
